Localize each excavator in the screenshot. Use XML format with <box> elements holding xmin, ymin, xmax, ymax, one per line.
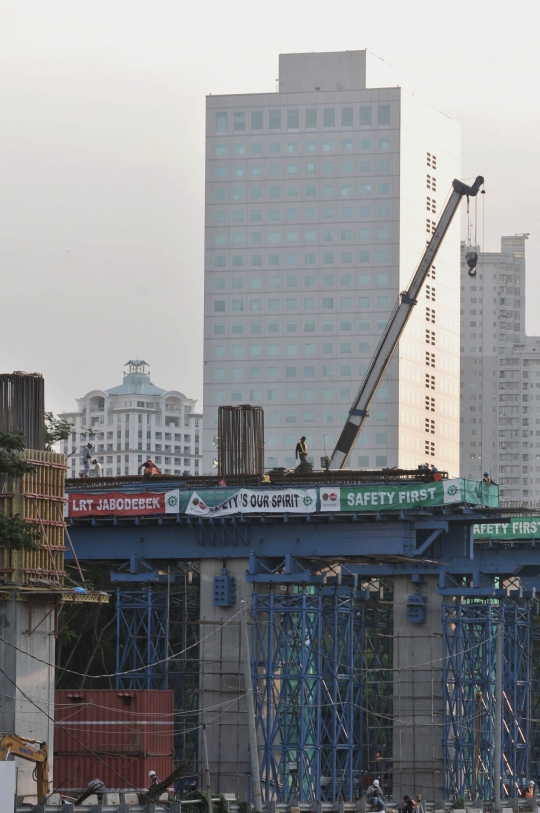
<box><xmin>0</xmin><ymin>733</ymin><xmax>50</xmax><ymax>803</ymax></box>
<box><xmin>327</xmin><ymin>175</ymin><xmax>484</xmax><ymax>470</ymax></box>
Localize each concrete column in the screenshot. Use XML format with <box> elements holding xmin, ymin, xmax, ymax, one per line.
<box><xmin>199</xmin><ymin>558</ymin><xmax>252</xmax><ymax>799</ymax></box>
<box><xmin>392</xmin><ymin>576</ymin><xmax>444</xmax><ymax>802</ymax></box>
<box><xmin>0</xmin><ymin>592</ymin><xmax>55</xmax><ymax>805</ymax></box>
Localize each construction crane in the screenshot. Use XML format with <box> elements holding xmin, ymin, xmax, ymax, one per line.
<box><xmin>328</xmin><ymin>175</ymin><xmax>484</xmax><ymax>470</ymax></box>
<box><xmin>0</xmin><ymin>733</ymin><xmax>50</xmax><ymax>803</ymax></box>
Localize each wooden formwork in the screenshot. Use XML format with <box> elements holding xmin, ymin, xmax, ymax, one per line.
<box><xmin>0</xmin><ymin>449</ymin><xmax>67</xmax><ymax>586</ymax></box>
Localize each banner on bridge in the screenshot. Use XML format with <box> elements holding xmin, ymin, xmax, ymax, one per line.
<box><xmin>67</xmin><ymin>490</ymin><xmax>180</xmax><ymax>517</ymax></box>
<box><xmin>320</xmin><ymin>478</ymin><xmax>498</xmax><ymax>513</ymax></box>
<box><xmin>185</xmin><ymin>487</ymin><xmax>317</xmax><ymax>517</ymax></box>
<box><xmin>474</xmin><ymin>517</ymin><xmax>540</xmax><ymax>540</ymax></box>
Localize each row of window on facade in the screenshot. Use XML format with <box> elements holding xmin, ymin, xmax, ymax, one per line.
<box><xmin>212</xmin><ymin>251</ymin><xmax>391</xmax><ymax>267</ymax></box>
<box><xmin>73</xmin><ymin>454</ymin><xmax>197</xmax><ymax>467</ymax></box>
<box><xmin>213</xmin><ymin>137</ymin><xmax>391</xmax><ymax>156</ymax></box>
<box><xmin>213</xmin><ymin>295</ymin><xmax>392</xmax><ymax>313</ymax></box>
<box><xmin>71</xmin><ymin>431</ymin><xmax>195</xmax><ymax>441</ymax></box>
<box><xmin>212</xmin><ymin>181</ymin><xmax>392</xmax><ymax>199</ymax></box>
<box><xmin>213</xmin><ymin>226</ymin><xmax>392</xmax><ymax>241</ymax></box>
<box><xmin>212</xmin><ymin>321</ymin><xmax>389</xmax><ymax>336</ymax></box>
<box><xmin>73</xmin><ymin>443</ymin><xmax>196</xmax><ymax>454</ymax></box>
<box><xmin>213</xmin><ymin>162</ymin><xmax>392</xmax><ymax>178</ymax></box>
<box><xmin>214</xmin><ymin>106</ymin><xmax>391</xmax><ymax>134</ymax></box>
<box><xmin>212</xmin><ymin>364</ymin><xmax>387</xmax><ymax>381</ymax></box>
<box><xmin>211</xmin><ymin>204</ymin><xmax>392</xmax><ymax>223</ymax></box>
<box><xmin>212</xmin><ymin>338</ymin><xmax>386</xmax><ymax>358</ymax></box>
<box><xmin>211</xmin><ymin>273</ymin><xmax>390</xmax><ymax>290</ymax></box>
<box><xmin>211</xmin><ymin>381</ymin><xmax>389</xmax><ymax>402</ymax></box>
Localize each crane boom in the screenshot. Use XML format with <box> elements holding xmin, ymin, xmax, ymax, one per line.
<box><xmin>329</xmin><ymin>175</ymin><xmax>484</xmax><ymax>470</ymax></box>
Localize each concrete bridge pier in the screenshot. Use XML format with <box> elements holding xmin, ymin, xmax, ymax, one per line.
<box><xmin>392</xmin><ymin>575</ymin><xmax>444</xmax><ymax>803</ymax></box>
<box><xmin>199</xmin><ymin>558</ymin><xmax>252</xmax><ymax>800</ymax></box>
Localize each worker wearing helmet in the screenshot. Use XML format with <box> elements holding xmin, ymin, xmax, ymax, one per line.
<box><xmin>366</xmin><ymin>779</ymin><xmax>385</xmax><ymax>811</ymax></box>
<box><xmin>148</xmin><ymin>769</ymin><xmax>160</xmax><ymax>790</ymax></box>
<box><xmin>82</xmin><ymin>442</ymin><xmax>95</xmax><ymax>478</ymax></box>
<box><xmin>524</xmin><ymin>781</ymin><xmax>536</xmax><ymax>798</ymax></box>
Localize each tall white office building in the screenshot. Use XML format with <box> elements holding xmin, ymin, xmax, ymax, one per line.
<box><xmin>203</xmin><ymin>51</ymin><xmax>461</xmax><ymax>474</ymax></box>
<box><xmin>460</xmin><ymin>234</ymin><xmax>540</xmax><ymax>504</ymax></box>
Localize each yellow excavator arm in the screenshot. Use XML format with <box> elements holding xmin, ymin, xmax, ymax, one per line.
<box><xmin>0</xmin><ymin>733</ymin><xmax>50</xmax><ymax>803</ymax></box>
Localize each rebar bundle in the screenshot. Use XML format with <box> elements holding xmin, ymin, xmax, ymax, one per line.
<box><xmin>0</xmin><ymin>371</ymin><xmax>45</xmax><ymax>450</ymax></box>
<box><xmin>218</xmin><ymin>405</ymin><xmax>264</xmax><ymax>476</ymax></box>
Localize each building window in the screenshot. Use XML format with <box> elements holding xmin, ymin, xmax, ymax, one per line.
<box><xmin>341</xmin><ymin>107</ymin><xmax>353</xmax><ymax>129</ymax></box>
<box><xmin>251</xmin><ymin>110</ymin><xmax>263</xmax><ymax>133</ymax></box>
<box><xmin>216</xmin><ymin>112</ymin><xmax>227</xmax><ymax>133</ymax></box>
<box><xmin>378</xmin><ymin>105</ymin><xmax>390</xmax><ymax>128</ymax></box>
<box><xmin>287</xmin><ymin>109</ymin><xmax>299</xmax><ymax>131</ymax></box>
<box><xmin>359</xmin><ymin>107</ymin><xmax>372</xmax><ymax>128</ymax></box>
<box><xmin>269</xmin><ymin>109</ymin><xmax>281</xmax><ymax>132</ymax></box>
<box><xmin>305</xmin><ymin>109</ymin><xmax>317</xmax><ymax>130</ymax></box>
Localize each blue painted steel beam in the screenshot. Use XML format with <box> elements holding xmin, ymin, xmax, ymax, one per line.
<box><xmin>65</xmin><ymin>519</ymin><xmax>414</xmax><ymax>560</ymax></box>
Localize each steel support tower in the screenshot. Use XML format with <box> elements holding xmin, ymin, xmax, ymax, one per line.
<box><xmin>115</xmin><ymin>584</ymin><xmax>200</xmax><ymax>766</ymax></box>
<box><xmin>250</xmin><ymin>586</ymin><xmax>393</xmax><ymax>802</ymax></box>
<box><xmin>442</xmin><ymin>600</ymin><xmax>531</xmax><ymax>801</ymax></box>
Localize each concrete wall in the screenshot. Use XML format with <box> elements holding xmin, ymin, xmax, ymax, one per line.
<box><xmin>199</xmin><ymin>558</ymin><xmax>252</xmax><ymax>799</ymax></box>
<box><xmin>0</xmin><ymin>593</ymin><xmax>55</xmax><ymax>804</ymax></box>
<box><xmin>392</xmin><ymin>575</ymin><xmax>444</xmax><ymax>802</ymax></box>
<box><xmin>279</xmin><ymin>50</ymin><xmax>367</xmax><ymax>92</ymax></box>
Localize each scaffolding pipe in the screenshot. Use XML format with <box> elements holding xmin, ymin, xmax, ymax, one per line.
<box><xmin>241</xmin><ymin>600</ymin><xmax>262</xmax><ymax>812</ymax></box>
<box><xmin>494</xmin><ymin>622</ymin><xmax>503</xmax><ymax>812</ymax></box>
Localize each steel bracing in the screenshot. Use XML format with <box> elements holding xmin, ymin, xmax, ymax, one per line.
<box><xmin>251</xmin><ymin>586</ymin><xmax>393</xmax><ymax>802</ymax></box>
<box><xmin>442</xmin><ymin>600</ymin><xmax>531</xmax><ymax>801</ymax></box>
<box><xmin>115</xmin><ymin>583</ymin><xmax>200</xmax><ymax>766</ymax></box>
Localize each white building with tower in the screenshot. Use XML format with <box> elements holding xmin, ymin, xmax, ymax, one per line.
<box><xmin>59</xmin><ymin>360</ymin><xmax>202</xmax><ymax>478</ymax></box>
<box><xmin>202</xmin><ymin>49</ymin><xmax>461</xmax><ymax>474</ymax></box>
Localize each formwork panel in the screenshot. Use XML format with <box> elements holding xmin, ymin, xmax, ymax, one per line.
<box><xmin>54</xmin><ymin>689</ymin><xmax>174</xmax><ymax>757</ymax></box>
<box><xmin>0</xmin><ymin>449</ymin><xmax>66</xmax><ymax>585</ymax></box>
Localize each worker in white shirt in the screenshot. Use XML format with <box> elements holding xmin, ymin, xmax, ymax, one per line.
<box><xmin>91</xmin><ymin>458</ymin><xmax>103</xmax><ymax>478</ymax></box>
<box><xmin>82</xmin><ymin>442</ymin><xmax>95</xmax><ymax>477</ymax></box>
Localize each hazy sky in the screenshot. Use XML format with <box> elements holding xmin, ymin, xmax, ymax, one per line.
<box><xmin>1</xmin><ymin>0</ymin><xmax>538</xmax><ymax>416</ymax></box>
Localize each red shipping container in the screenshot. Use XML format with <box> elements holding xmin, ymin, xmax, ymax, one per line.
<box><xmin>54</xmin><ymin>689</ymin><xmax>174</xmax><ymax>758</ymax></box>
<box><xmin>54</xmin><ymin>754</ymin><xmax>174</xmax><ymax>793</ymax></box>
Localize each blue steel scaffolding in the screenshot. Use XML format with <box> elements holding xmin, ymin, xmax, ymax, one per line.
<box><xmin>115</xmin><ymin>584</ymin><xmax>200</xmax><ymax>766</ymax></box>
<box><xmin>442</xmin><ymin>600</ymin><xmax>531</xmax><ymax>801</ymax></box>
<box><xmin>251</xmin><ymin>586</ymin><xmax>393</xmax><ymax>803</ymax></box>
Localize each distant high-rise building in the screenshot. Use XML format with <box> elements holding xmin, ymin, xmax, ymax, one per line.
<box><xmin>460</xmin><ymin>234</ymin><xmax>538</xmax><ymax>504</ymax></box>
<box><xmin>59</xmin><ymin>360</ymin><xmax>202</xmax><ymax>477</ymax></box>
<box><xmin>203</xmin><ymin>50</ymin><xmax>461</xmax><ymax>474</ymax></box>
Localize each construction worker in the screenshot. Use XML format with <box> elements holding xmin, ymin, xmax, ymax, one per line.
<box><xmin>138</xmin><ymin>459</ymin><xmax>161</xmax><ymax>481</ymax></box>
<box><xmin>148</xmin><ymin>769</ymin><xmax>160</xmax><ymax>790</ymax></box>
<box><xmin>366</xmin><ymin>779</ymin><xmax>385</xmax><ymax>811</ymax></box>
<box><xmin>524</xmin><ymin>781</ymin><xmax>536</xmax><ymax>798</ymax></box>
<box><xmin>295</xmin><ymin>436</ymin><xmax>308</xmax><ymax>465</ymax></box>
<box><xmin>82</xmin><ymin>442</ymin><xmax>95</xmax><ymax>477</ymax></box>
<box><xmin>91</xmin><ymin>458</ymin><xmax>103</xmax><ymax>478</ymax></box>
<box><xmin>401</xmin><ymin>796</ymin><xmax>417</xmax><ymax>813</ymax></box>
<box><xmin>483</xmin><ymin>471</ymin><xmax>492</xmax><ymax>484</ymax></box>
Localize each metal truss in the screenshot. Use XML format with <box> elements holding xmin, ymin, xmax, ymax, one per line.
<box><xmin>442</xmin><ymin>599</ymin><xmax>531</xmax><ymax>801</ymax></box>
<box><xmin>250</xmin><ymin>586</ymin><xmax>393</xmax><ymax>803</ymax></box>
<box><xmin>115</xmin><ymin>581</ymin><xmax>200</xmax><ymax>766</ymax></box>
